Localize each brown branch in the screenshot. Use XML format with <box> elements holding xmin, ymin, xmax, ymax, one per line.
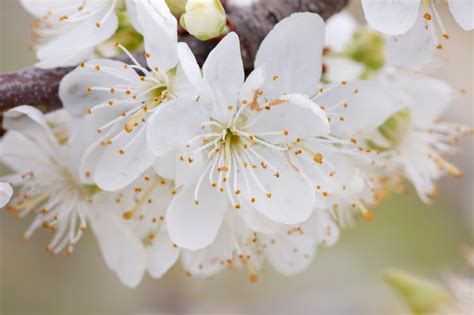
<box><xmin>0</xmin><ymin>0</ymin><xmax>348</xmax><ymax>114</ymax></box>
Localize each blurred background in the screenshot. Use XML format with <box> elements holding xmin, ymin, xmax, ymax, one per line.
<box><xmin>0</xmin><ymin>0</ymin><xmax>472</xmax><ymax>314</ymax></box>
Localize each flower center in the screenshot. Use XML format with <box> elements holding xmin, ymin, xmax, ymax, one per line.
<box><xmin>3</xmin><ymin>166</ymin><xmax>94</xmax><ymax>256</ymax></box>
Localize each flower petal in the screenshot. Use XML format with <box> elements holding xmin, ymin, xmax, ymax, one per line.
<box><xmin>173</xmin><ymin>42</ymin><xmax>202</xmax><ymax>99</ymax></box>
<box><xmin>180</xmin><ymin>214</ymin><xmax>237</xmax><ymax>277</ymax></box>
<box><xmin>59</xmin><ymin>59</ymin><xmax>141</xmax><ymax>118</ymax></box>
<box><xmin>146</xmin><ymin>227</ymin><xmax>180</xmax><ymax>278</ymax></box>
<box><xmin>94</xmin><ymin>126</ymin><xmax>156</xmax><ymax>191</ymax></box>
<box><xmin>448</xmin><ymin>0</ymin><xmax>474</xmax><ymax>31</ymax></box>
<box><xmin>361</xmin><ymin>0</ymin><xmax>420</xmax><ymax>35</ymax></box>
<box><xmin>325</xmin><ymin>11</ymin><xmax>358</xmax><ymax>51</ymax></box>
<box><xmin>37</xmin><ymin>7</ymin><xmax>117</xmax><ymax>68</ymax></box>
<box><xmin>90</xmin><ymin>201</ymin><xmax>146</xmax><ymax>288</ymax></box>
<box><xmin>2</xmin><ymin>106</ymin><xmax>60</xmax><ymax>154</ymax></box>
<box><xmin>241</xmin><ymin>202</ymin><xmax>282</xmax><ymax>234</ymax></box>
<box><xmin>146</xmin><ymin>99</ymin><xmax>209</xmax><ymax>157</ymax></box>
<box><xmin>0</xmin><ymin>183</ymin><xmax>13</xmax><ymax>208</ymax></box>
<box><xmin>246</xmin><ymin>93</ymin><xmax>329</xmax><ymax>143</ymax></box>
<box><xmin>392</xmin><ymin>74</ymin><xmax>454</xmax><ymax>122</ymax></box>
<box><xmin>315</xmin><ymin>81</ymin><xmax>408</xmax><ymax>138</ymax></box>
<box><xmin>263</xmin><ymin>228</ymin><xmax>317</xmax><ymax>276</ymax></box>
<box><xmin>386</xmin><ymin>11</ymin><xmax>436</xmax><ymax>69</ymax></box>
<box><xmin>302</xmin><ymin>209</ymin><xmax>340</xmax><ymax>247</ymax></box>
<box><xmin>240</xmin><ymin>148</ymin><xmax>315</xmax><ymax>225</ymax></box>
<box><xmin>166</xmin><ymin>182</ymin><xmax>228</xmax><ymax>250</ymax></box>
<box><xmin>126</xmin><ymin>0</ymin><xmax>178</xmax><ymax>71</ymax></box>
<box><xmin>202</xmin><ymin>32</ymin><xmax>244</xmax><ymax>122</ymax></box>
<box><xmin>255</xmin><ymin>12</ymin><xmax>325</xmax><ymax>99</ymax></box>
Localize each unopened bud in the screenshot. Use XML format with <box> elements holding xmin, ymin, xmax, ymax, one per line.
<box><xmin>180</xmin><ymin>0</ymin><xmax>227</xmax><ymax>41</ymax></box>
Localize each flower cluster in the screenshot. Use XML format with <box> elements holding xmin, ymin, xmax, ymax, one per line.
<box><xmin>1</xmin><ymin>0</ymin><xmax>471</xmax><ymax>287</ymax></box>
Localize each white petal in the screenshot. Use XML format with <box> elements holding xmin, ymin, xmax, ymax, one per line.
<box><xmin>37</xmin><ymin>7</ymin><xmax>118</xmax><ymax>68</ymax></box>
<box><xmin>255</xmin><ymin>12</ymin><xmax>325</xmax><ymax>99</ymax></box>
<box><xmin>325</xmin><ymin>11</ymin><xmax>358</xmax><ymax>51</ymax></box>
<box><xmin>392</xmin><ymin>74</ymin><xmax>454</xmax><ymax>122</ymax></box>
<box><xmin>202</xmin><ymin>32</ymin><xmax>244</xmax><ymax>122</ymax></box>
<box><xmin>94</xmin><ymin>126</ymin><xmax>156</xmax><ymax>191</ymax></box>
<box><xmin>0</xmin><ymin>131</ymin><xmax>52</xmax><ymax>172</ymax></box>
<box><xmin>239</xmin><ymin>66</ymin><xmax>265</xmax><ymax>104</ymax></box>
<box><xmin>263</xmin><ymin>228</ymin><xmax>317</xmax><ymax>276</ymax></box>
<box><xmin>448</xmin><ymin>0</ymin><xmax>474</xmax><ymax>31</ymax></box>
<box><xmin>146</xmin><ymin>99</ymin><xmax>209</xmax><ymax>157</ymax></box>
<box><xmin>59</xmin><ymin>59</ymin><xmax>141</xmax><ymax>117</ymax></box>
<box><xmin>246</xmin><ymin>93</ymin><xmax>329</xmax><ymax>143</ymax></box>
<box><xmin>173</xmin><ymin>42</ymin><xmax>202</xmax><ymax>99</ymax></box>
<box><xmin>19</xmin><ymin>0</ymin><xmax>72</xmax><ymax>17</ymax></box>
<box><xmin>0</xmin><ymin>183</ymin><xmax>13</xmax><ymax>208</ymax></box>
<box><xmin>302</xmin><ymin>209</ymin><xmax>340</xmax><ymax>247</ymax></box>
<box><xmin>3</xmin><ymin>106</ymin><xmax>59</xmax><ymax>151</ymax></box>
<box><xmin>127</xmin><ymin>0</ymin><xmax>178</xmax><ymax>71</ymax></box>
<box><xmin>315</xmin><ymin>81</ymin><xmax>408</xmax><ymax>138</ymax></box>
<box><xmin>180</xmin><ymin>215</ymin><xmax>237</xmax><ymax>277</ymax></box>
<box><xmin>386</xmin><ymin>11</ymin><xmax>436</xmax><ymax>69</ymax></box>
<box><xmin>166</xmin><ymin>182</ymin><xmax>227</xmax><ymax>250</ymax></box>
<box><xmin>241</xmin><ymin>148</ymin><xmax>315</xmax><ymax>225</ymax></box>
<box><xmin>153</xmin><ymin>150</ymin><xmax>178</xmax><ymax>180</ymax></box>
<box><xmin>90</xmin><ymin>202</ymin><xmax>146</xmax><ymax>288</ymax></box>
<box><xmin>324</xmin><ymin>56</ymin><xmax>365</xmax><ymax>83</ymax></box>
<box><xmin>241</xmin><ymin>202</ymin><xmax>282</xmax><ymax>234</ymax></box>
<box><xmin>361</xmin><ymin>0</ymin><xmax>420</xmax><ymax>35</ymax></box>
<box><xmin>146</xmin><ymin>227</ymin><xmax>180</xmax><ymax>278</ymax></box>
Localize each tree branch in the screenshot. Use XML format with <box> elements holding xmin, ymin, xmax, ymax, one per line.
<box><xmin>0</xmin><ymin>0</ymin><xmax>348</xmax><ymax>114</ymax></box>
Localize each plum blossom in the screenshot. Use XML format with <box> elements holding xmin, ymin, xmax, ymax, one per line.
<box><xmin>147</xmin><ymin>13</ymin><xmax>333</xmax><ymax>250</ymax></box>
<box><xmin>366</xmin><ymin>73</ymin><xmax>472</xmax><ymax>203</ymax></box>
<box><xmin>59</xmin><ymin>5</ymin><xmax>201</xmax><ymax>192</ymax></box>
<box><xmin>0</xmin><ymin>106</ymin><xmax>97</xmax><ymax>255</ymax></box>
<box><xmin>20</xmin><ymin>0</ymin><xmax>177</xmax><ymax>68</ymax></box>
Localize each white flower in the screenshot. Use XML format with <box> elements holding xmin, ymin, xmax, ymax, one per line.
<box><xmin>0</xmin><ymin>106</ymin><xmax>100</xmax><ymax>255</ymax></box>
<box><xmin>20</xmin><ymin>0</ymin><xmax>176</xmax><ymax>68</ymax></box>
<box><xmin>367</xmin><ymin>73</ymin><xmax>472</xmax><ymax>203</ymax></box>
<box><xmin>90</xmin><ymin>171</ymin><xmax>179</xmax><ymax>288</ymax></box>
<box><xmin>59</xmin><ymin>6</ymin><xmax>200</xmax><ymax>192</ymax></box>
<box><xmin>147</xmin><ymin>13</ymin><xmax>331</xmax><ymax>250</ymax></box>
<box><xmin>361</xmin><ymin>0</ymin><xmax>473</xmax><ymax>68</ymax></box>
<box><xmin>180</xmin><ymin>0</ymin><xmax>227</xmax><ymax>40</ymax></box>
<box><xmin>180</xmin><ymin>209</ymin><xmax>339</xmax><ymax>281</ymax></box>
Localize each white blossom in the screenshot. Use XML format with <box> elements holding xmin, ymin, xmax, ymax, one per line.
<box><xmin>367</xmin><ymin>73</ymin><xmax>472</xmax><ymax>203</ymax></box>
<box><xmin>20</xmin><ymin>0</ymin><xmax>177</xmax><ymax>68</ymax></box>
<box><xmin>146</xmin><ymin>13</ymin><xmax>332</xmax><ymax>250</ymax></box>
<box><xmin>0</xmin><ymin>106</ymin><xmax>98</xmax><ymax>255</ymax></box>
<box><xmin>59</xmin><ymin>5</ymin><xmax>200</xmax><ymax>192</ymax></box>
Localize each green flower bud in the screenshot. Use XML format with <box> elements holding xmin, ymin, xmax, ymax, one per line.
<box><xmin>180</xmin><ymin>0</ymin><xmax>227</xmax><ymax>41</ymax></box>
<box><xmin>384</xmin><ymin>269</ymin><xmax>454</xmax><ymax>315</ymax></box>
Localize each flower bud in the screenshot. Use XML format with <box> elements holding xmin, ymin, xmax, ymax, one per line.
<box><xmin>180</xmin><ymin>0</ymin><xmax>227</xmax><ymax>41</ymax></box>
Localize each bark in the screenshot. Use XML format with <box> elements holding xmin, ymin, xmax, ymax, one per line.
<box><xmin>0</xmin><ymin>0</ymin><xmax>348</xmax><ymax>114</ymax></box>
